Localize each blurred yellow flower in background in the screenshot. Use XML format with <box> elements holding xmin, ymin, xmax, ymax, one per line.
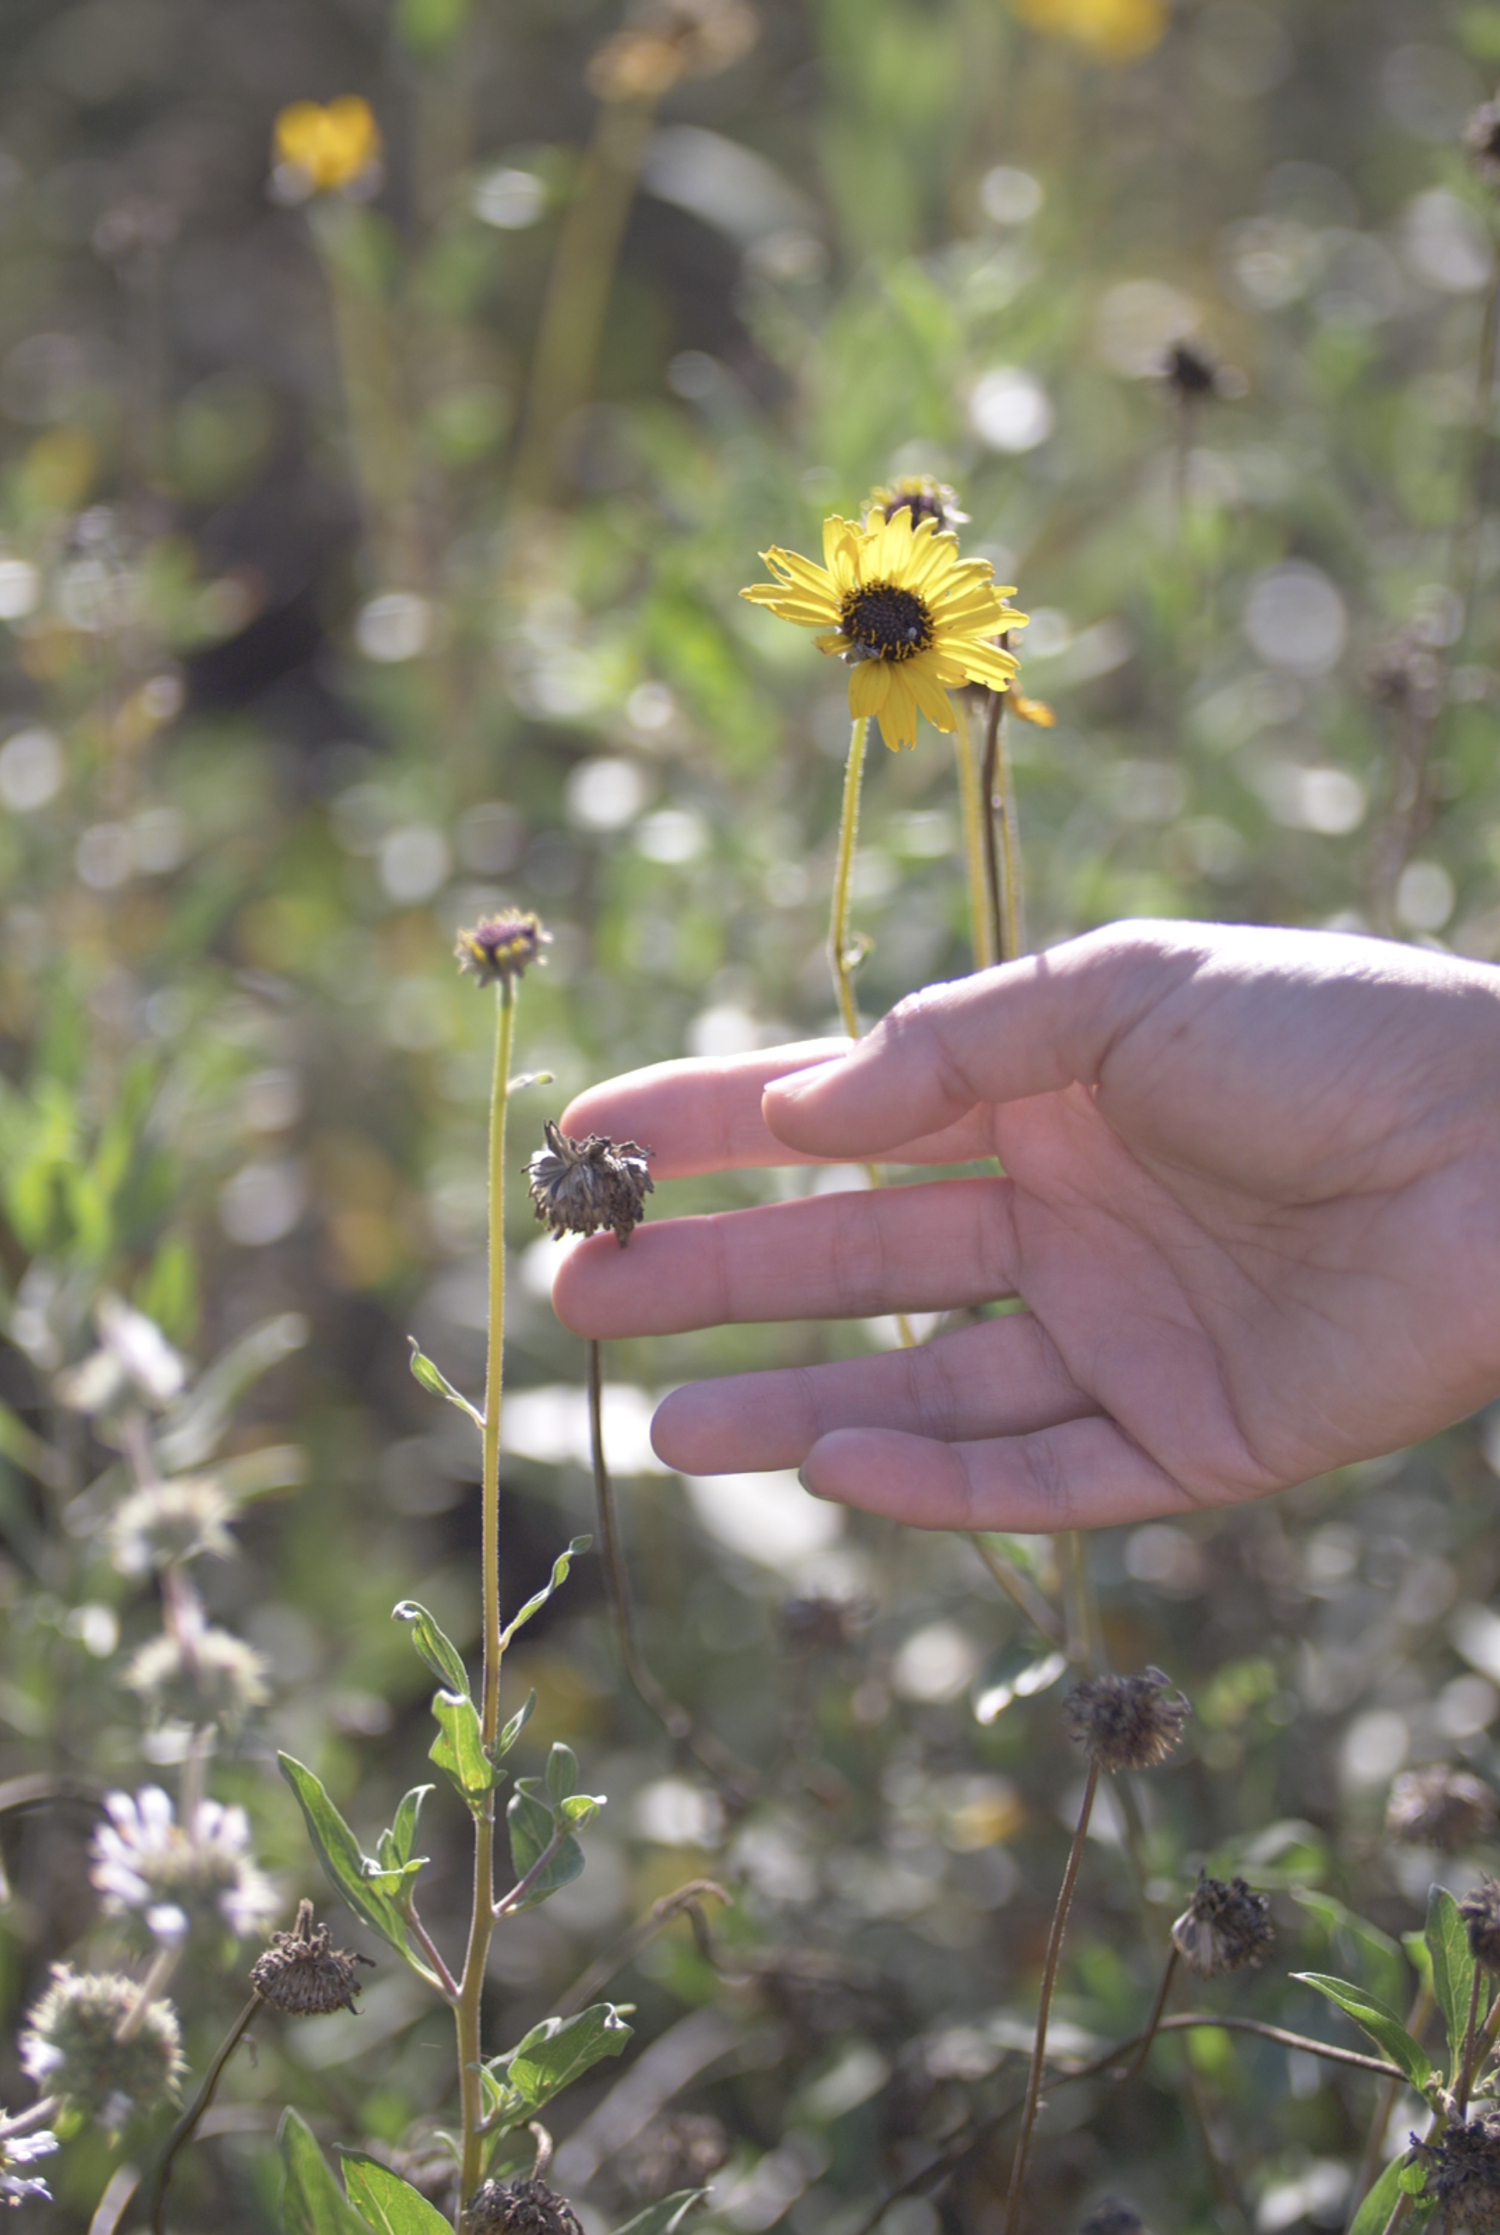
<box><xmin>742</xmin><ymin>510</ymin><xmax>1025</xmax><ymax>752</ymax></box>
<box><xmin>272</xmin><ymin>97</ymin><xmax>382</xmax><ymax>197</ymax></box>
<box><xmin>1010</xmin><ymin>0</ymin><xmax>1167</xmax><ymax>63</ymax></box>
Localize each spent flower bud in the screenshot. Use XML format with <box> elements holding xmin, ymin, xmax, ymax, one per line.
<box><xmin>467</xmin><ymin>2178</ymin><xmax>583</xmax><ymax>2235</ymax></box>
<box><xmin>455</xmin><ymin>912</ymin><xmax>549</xmax><ymax>989</ymax></box>
<box><xmin>527</xmin><ymin>1120</ymin><xmax>653</xmax><ymax>1247</ymax></box>
<box><xmin>19</xmin><ymin>1966</ymin><xmax>182</xmax><ymax>2123</ymax></box>
<box><xmin>1414</xmin><ymin>2108</ymin><xmax>1500</xmax><ymax>2232</ymax></box>
<box><xmin>1387</xmin><ymin>1763</ymin><xmax>1498</xmax><ymax>1852</ymax></box>
<box><xmin>1063</xmin><ymin>1666</ymin><xmax>1189</xmax><ymax>1772</ymax></box>
<box><xmin>1459</xmin><ymin>1878</ymin><xmax>1500</xmax><ymax>1976</ymax></box>
<box><xmin>1170</xmin><ymin>1873</ymin><xmax>1273</xmax><ymax>1978</ymax></box>
<box><xmin>250</xmin><ymin>1899</ymin><xmax>371</xmax><ymax>2014</ymax></box>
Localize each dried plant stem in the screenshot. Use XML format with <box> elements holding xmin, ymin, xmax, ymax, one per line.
<box><xmin>953</xmin><ymin>701</ymin><xmax>996</xmax><ymax>971</ymax></box>
<box><xmin>1003</xmin><ymin>1758</ymin><xmax>1099</xmax><ymax>2235</ymax></box>
<box><xmin>966</xmin><ymin>1534</ymin><xmax>1066</xmax><ymax>1649</ymax></box>
<box><xmin>557</xmin><ymin>1880</ymin><xmax>732</xmax><ymax>2018</ymax></box>
<box><xmin>143</xmin><ymin>1994</ymin><xmax>261</xmax><ymax>2232</ymax></box>
<box><xmin>1125</xmin><ymin>1945</ymin><xmax>1179</xmax><ymax>2078</ymax></box>
<box><xmin>456</xmin><ymin>973</ymin><xmax>517</xmax><ymax>2209</ymax></box>
<box><xmin>587</xmin><ymin>1341</ymin><xmax>757</xmax><ymax>1806</ymax></box>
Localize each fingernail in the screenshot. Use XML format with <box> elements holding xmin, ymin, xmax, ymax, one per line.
<box><xmin>797</xmin><ymin>1466</ymin><xmax>827</xmax><ymax>1500</ymax></box>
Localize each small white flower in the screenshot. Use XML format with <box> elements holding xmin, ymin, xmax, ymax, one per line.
<box><xmin>0</xmin><ymin>2124</ymin><xmax>58</xmax><ymax>2206</ymax></box>
<box><xmin>92</xmin><ymin>1786</ymin><xmax>277</xmax><ymax>1940</ymax></box>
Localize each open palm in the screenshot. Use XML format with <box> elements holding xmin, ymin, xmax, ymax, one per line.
<box><xmin>552</xmin><ymin>922</ymin><xmax>1500</xmax><ymax>1531</ymax></box>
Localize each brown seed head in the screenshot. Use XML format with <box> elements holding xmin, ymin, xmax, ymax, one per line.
<box><xmin>527</xmin><ymin>1119</ymin><xmax>653</xmax><ymax>1247</ymax></box>
<box><xmin>1387</xmin><ymin>1763</ymin><xmax>1498</xmax><ymax>1851</ymax></box>
<box><xmin>1162</xmin><ymin>340</ymin><xmax>1220</xmax><ymax>401</ymax></box>
<box><xmin>1460</xmin><ymin>1878</ymin><xmax>1500</xmax><ymax>1976</ymax></box>
<box><xmin>466</xmin><ymin>2178</ymin><xmax>583</xmax><ymax>2235</ymax></box>
<box><xmin>455</xmin><ymin>913</ymin><xmax>549</xmax><ymax>989</ymax></box>
<box><xmin>1171</xmin><ymin>1873</ymin><xmax>1274</xmax><ymax>1978</ymax></box>
<box><xmin>1063</xmin><ymin>1666</ymin><xmax>1189</xmax><ymax>1772</ymax></box>
<box><xmin>864</xmin><ymin>475</ymin><xmax>968</xmax><ymax>535</ymax></box>
<box><xmin>780</xmin><ymin>1592</ymin><xmax>872</xmax><ymax>1652</ymax></box>
<box><xmin>1365</xmin><ymin>631</ymin><xmax>1444</xmax><ymax>720</ymax></box>
<box><xmin>1468</xmin><ymin>97</ymin><xmax>1500</xmax><ymax>185</ymax></box>
<box><xmin>1414</xmin><ymin>2108</ymin><xmax>1500</xmax><ymax>2233</ymax></box>
<box><xmin>250</xmin><ymin>1899</ymin><xmax>371</xmax><ymax>2015</ymax></box>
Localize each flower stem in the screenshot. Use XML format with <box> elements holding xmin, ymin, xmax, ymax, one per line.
<box><xmin>143</xmin><ymin>1996</ymin><xmax>261</xmax><ymax>2233</ymax></box>
<box><xmin>981</xmin><ymin>690</ymin><xmax>1025</xmax><ymax>965</ymax></box>
<box><xmin>966</xmin><ymin>1534</ymin><xmax>1066</xmax><ymax>1649</ymax></box>
<box><xmin>829</xmin><ymin>715</ymin><xmax>869</xmax><ymax>1042</ymax></box>
<box><xmin>1125</xmin><ymin>1945</ymin><xmax>1179</xmax><ymax>2079</ymax></box>
<box><xmin>456</xmin><ymin>973</ymin><xmax>517</xmax><ymax>2212</ymax></box>
<box><xmin>1003</xmin><ymin>1758</ymin><xmax>1098</xmax><ymax>2235</ymax></box>
<box><xmin>953</xmin><ymin>701</ymin><xmax>996</xmax><ymax>972</ymax></box>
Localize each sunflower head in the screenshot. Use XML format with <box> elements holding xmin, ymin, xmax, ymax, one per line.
<box><xmin>740</xmin><ymin>509</ymin><xmax>1026</xmax><ymax>751</ymax></box>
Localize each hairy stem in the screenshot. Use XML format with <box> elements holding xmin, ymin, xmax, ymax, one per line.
<box><xmin>953</xmin><ymin>700</ymin><xmax>996</xmax><ymax>972</ymax></box>
<box><xmin>456</xmin><ymin>973</ymin><xmax>517</xmax><ymax>2214</ymax></box>
<box><xmin>1003</xmin><ymin>1759</ymin><xmax>1098</xmax><ymax>2234</ymax></box>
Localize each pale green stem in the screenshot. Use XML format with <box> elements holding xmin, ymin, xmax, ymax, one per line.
<box><xmin>981</xmin><ymin>692</ymin><xmax>1025</xmax><ymax>965</ymax></box>
<box><xmin>953</xmin><ymin>700</ymin><xmax>996</xmax><ymax>972</ymax></box>
<box><xmin>967</xmin><ymin>1533</ymin><xmax>1065</xmax><ymax>1649</ymax></box>
<box><xmin>456</xmin><ymin>973</ymin><xmax>517</xmax><ymax>2215</ymax></box>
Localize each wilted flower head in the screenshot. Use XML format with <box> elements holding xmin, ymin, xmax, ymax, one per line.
<box><xmin>106</xmin><ymin>1474</ymin><xmax>238</xmax><ymax>1576</ymax></box>
<box><xmin>1414</xmin><ymin>2108</ymin><xmax>1500</xmax><ymax>2233</ymax></box>
<box><xmin>1078</xmin><ymin>2204</ymin><xmax>1151</xmax><ymax>2235</ymax></box>
<box><xmin>587</xmin><ymin>0</ymin><xmax>759</xmax><ymax>101</ymax></box>
<box><xmin>272</xmin><ymin>97</ymin><xmax>381</xmax><ymax>198</ymax></box>
<box><xmin>0</xmin><ymin>2126</ymin><xmax>58</xmax><ymax>2209</ymax></box>
<box><xmin>864</xmin><ymin>475</ymin><xmax>968</xmax><ymax>535</ymax></box>
<box><xmin>124</xmin><ymin>1627</ymin><xmax>271</xmax><ymax>1728</ymax></box>
<box><xmin>92</xmin><ymin>1786</ymin><xmax>278</xmax><ymax>1941</ymax></box>
<box><xmin>1063</xmin><ymin>1667</ymin><xmax>1189</xmax><ymax>1772</ymax></box>
<box><xmin>1468</xmin><ymin>96</ymin><xmax>1500</xmax><ymax>186</ymax></box>
<box><xmin>1365</xmin><ymin>631</ymin><xmax>1445</xmax><ymax>723</ymax></box>
<box><xmin>467</xmin><ymin>2178</ymin><xmax>583</xmax><ymax>2235</ymax></box>
<box><xmin>250</xmin><ymin>1899</ymin><xmax>370</xmax><ymax>2014</ymax></box>
<box><xmin>1162</xmin><ymin>340</ymin><xmax>1220</xmax><ymax>401</ymax></box>
<box><xmin>1171</xmin><ymin>1873</ymin><xmax>1274</xmax><ymax>1977</ymax></box>
<box><xmin>780</xmin><ymin>1592</ymin><xmax>872</xmax><ymax>1652</ymax></box>
<box><xmin>1459</xmin><ymin>1878</ymin><xmax>1500</xmax><ymax>1976</ymax></box>
<box><xmin>527</xmin><ymin>1120</ymin><xmax>653</xmax><ymax>1247</ymax></box>
<box><xmin>618</xmin><ymin>2113</ymin><xmax>731</xmax><ymax>2204</ymax></box>
<box><xmin>19</xmin><ymin>1966</ymin><xmax>183</xmax><ymax>2123</ymax></box>
<box><xmin>455</xmin><ymin>912</ymin><xmax>549</xmax><ymax>989</ymax></box>
<box><xmin>1387</xmin><ymin>1763</ymin><xmax>1498</xmax><ymax>1852</ymax></box>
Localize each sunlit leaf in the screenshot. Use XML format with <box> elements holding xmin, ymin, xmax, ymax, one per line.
<box><xmin>505</xmin><ymin>1785</ymin><xmax>583</xmax><ymax>1908</ymax></box>
<box><xmin>393</xmin><ymin>1601</ymin><xmax>470</xmax><ymax>1697</ymax></box>
<box><xmin>339</xmin><ymin>2152</ymin><xmax>454</xmax><ymax>2235</ymax></box>
<box><xmin>429</xmin><ymin>1691</ymin><xmax>498</xmax><ymax>1809</ymax></box>
<box><xmin>1427</xmin><ymin>1885</ymin><xmax>1478</xmax><ymax>2086</ymax></box>
<box><xmin>406</xmin><ymin>1339</ymin><xmax>483</xmax><ymax>1431</ymax></box>
<box><xmin>611</xmin><ymin>2191</ymin><xmax>711</xmax><ymax>2235</ymax></box>
<box><xmin>1291</xmin><ymin>1973</ymin><xmax>1430</xmax><ymax>2088</ymax></box>
<box><xmin>278</xmin><ymin>2111</ymin><xmax>369</xmax><ymax>2235</ymax></box>
<box><xmin>482</xmin><ymin>2004</ymin><xmax>634</xmax><ymax>2133</ymax></box>
<box><xmin>499</xmin><ymin>1537</ymin><xmax>591</xmax><ymax>1650</ymax></box>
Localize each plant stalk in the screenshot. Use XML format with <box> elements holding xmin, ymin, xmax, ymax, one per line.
<box><xmin>1125</xmin><ymin>1945</ymin><xmax>1179</xmax><ymax>2079</ymax></box>
<box><xmin>966</xmin><ymin>1534</ymin><xmax>1066</xmax><ymax>1649</ymax></box>
<box><xmin>1003</xmin><ymin>1758</ymin><xmax>1099</xmax><ymax>2234</ymax></box>
<box><xmin>144</xmin><ymin>1995</ymin><xmax>260</xmax><ymax>2232</ymax></box>
<box><xmin>953</xmin><ymin>700</ymin><xmax>996</xmax><ymax>972</ymax></box>
<box><xmin>980</xmin><ymin>689</ymin><xmax>1024</xmax><ymax>965</ymax></box>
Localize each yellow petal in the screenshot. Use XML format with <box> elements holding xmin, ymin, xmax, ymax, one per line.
<box><xmin>909</xmin><ymin>660</ymin><xmax>958</xmax><ymax>731</ymax></box>
<box><xmin>1012</xmin><ymin>693</ymin><xmax>1057</xmax><ymax>728</ymax></box>
<box><xmin>876</xmin><ymin>669</ymin><xmax>919</xmax><ymax>749</ymax></box>
<box><xmin>847</xmin><ymin>659</ymin><xmax>891</xmax><ymax>718</ymax></box>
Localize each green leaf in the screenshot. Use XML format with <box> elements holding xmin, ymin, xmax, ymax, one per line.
<box><xmin>406</xmin><ymin>1339</ymin><xmax>483</xmax><ymax>1430</ymax></box>
<box><xmin>495</xmin><ymin>1690</ymin><xmax>537</xmax><ymax>1760</ymax></box>
<box><xmin>611</xmin><ymin>2191</ymin><xmax>711</xmax><ymax>2235</ymax></box>
<box><xmin>429</xmin><ymin>1691</ymin><xmax>498</xmax><ymax>1809</ymax></box>
<box><xmin>500</xmin><ymin>1537</ymin><xmax>592</xmax><ymax>1650</ymax></box>
<box><xmin>506</xmin><ymin>1785</ymin><xmax>583</xmax><ymax>1908</ymax></box>
<box><xmin>277</xmin><ymin>1755</ymin><xmax>437</xmax><ymax>1982</ymax></box>
<box><xmin>385</xmin><ymin>1786</ymin><xmax>433</xmax><ymax>1870</ymax></box>
<box><xmin>1427</xmin><ymin>1885</ymin><xmax>1478</xmax><ymax>2085</ymax></box>
<box><xmin>483</xmin><ymin>2004</ymin><xmax>634</xmax><ymax>2133</ymax></box>
<box><xmin>1348</xmin><ymin>2154</ymin><xmax>1420</xmax><ymax>2235</ymax></box>
<box><xmin>338</xmin><ymin>2152</ymin><xmax>454</xmax><ymax>2235</ymax></box>
<box><xmin>560</xmin><ymin>1793</ymin><xmax>603</xmax><ymax>1827</ymax></box>
<box><xmin>278</xmin><ymin>2111</ymin><xmax>369</xmax><ymax>2235</ymax></box>
<box><xmin>1293</xmin><ymin>1889</ymin><xmax>1405</xmax><ymax>2013</ymax></box>
<box><xmin>546</xmin><ymin>1743</ymin><xmax>579</xmax><ymax>1802</ymax></box>
<box><xmin>393</xmin><ymin>1602</ymin><xmax>471</xmax><ymax>1697</ymax></box>
<box><xmin>1292</xmin><ymin>1974</ymin><xmax>1431</xmax><ymax>2088</ymax></box>
<box><xmin>1402</xmin><ymin>1929</ymin><xmax>1434</xmax><ymax>1998</ymax></box>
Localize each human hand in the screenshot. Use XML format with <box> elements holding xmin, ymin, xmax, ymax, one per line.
<box><xmin>552</xmin><ymin>921</ymin><xmax>1500</xmax><ymax>1531</ymax></box>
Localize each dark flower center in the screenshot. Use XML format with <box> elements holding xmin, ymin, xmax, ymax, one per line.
<box><xmin>841</xmin><ymin>581</ymin><xmax>933</xmax><ymax>663</ymax></box>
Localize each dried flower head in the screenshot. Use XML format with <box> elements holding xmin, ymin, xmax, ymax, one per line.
<box><xmin>1162</xmin><ymin>340</ymin><xmax>1220</xmax><ymax>401</ymax></box>
<box><xmin>1387</xmin><ymin>1763</ymin><xmax>1499</xmax><ymax>1851</ymax></box>
<box><xmin>864</xmin><ymin>475</ymin><xmax>968</xmax><ymax>535</ymax></box>
<box><xmin>456</xmin><ymin>912</ymin><xmax>549</xmax><ymax>989</ymax></box>
<box><xmin>1365</xmin><ymin>632</ymin><xmax>1445</xmax><ymax>722</ymax></box>
<box><xmin>0</xmin><ymin>2126</ymin><xmax>58</xmax><ymax>2209</ymax></box>
<box><xmin>124</xmin><ymin>1627</ymin><xmax>271</xmax><ymax>1728</ymax></box>
<box><xmin>1078</xmin><ymin>2204</ymin><xmax>1150</xmax><ymax>2235</ymax></box>
<box><xmin>1414</xmin><ymin>2108</ymin><xmax>1500</xmax><ymax>2233</ymax></box>
<box><xmin>19</xmin><ymin>1966</ymin><xmax>183</xmax><ymax>2123</ymax></box>
<box><xmin>527</xmin><ymin>1120</ymin><xmax>653</xmax><ymax>1247</ymax></box>
<box><xmin>106</xmin><ymin>1474</ymin><xmax>238</xmax><ymax>1576</ymax></box>
<box><xmin>1170</xmin><ymin>1873</ymin><xmax>1274</xmax><ymax>1978</ymax></box>
<box><xmin>618</xmin><ymin>2113</ymin><xmax>731</xmax><ymax>2204</ymax></box>
<box><xmin>1468</xmin><ymin>96</ymin><xmax>1500</xmax><ymax>186</ymax></box>
<box><xmin>1063</xmin><ymin>1667</ymin><xmax>1189</xmax><ymax>1772</ymax></box>
<box><xmin>251</xmin><ymin>1899</ymin><xmax>371</xmax><ymax>2014</ymax></box>
<box><xmin>92</xmin><ymin>1786</ymin><xmax>278</xmax><ymax>1941</ymax></box>
<box><xmin>466</xmin><ymin>2177</ymin><xmax>583</xmax><ymax>2235</ymax></box>
<box><xmin>1460</xmin><ymin>1878</ymin><xmax>1500</xmax><ymax>1976</ymax></box>
<box><xmin>780</xmin><ymin>1593</ymin><xmax>872</xmax><ymax>1652</ymax></box>
<box><xmin>587</xmin><ymin>0</ymin><xmax>759</xmax><ymax>101</ymax></box>
<box><xmin>272</xmin><ymin>97</ymin><xmax>382</xmax><ymax>198</ymax></box>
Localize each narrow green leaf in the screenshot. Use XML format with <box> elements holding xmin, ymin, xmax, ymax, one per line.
<box><xmin>506</xmin><ymin>1785</ymin><xmax>583</xmax><ymax>1908</ymax></box>
<box><xmin>495</xmin><ymin>1690</ymin><xmax>537</xmax><ymax>1761</ymax></box>
<box><xmin>278</xmin><ymin>1755</ymin><xmax>437</xmax><ymax>1983</ymax></box>
<box><xmin>1427</xmin><ymin>1885</ymin><xmax>1478</xmax><ymax>2084</ymax></box>
<box><xmin>546</xmin><ymin>1744</ymin><xmax>579</xmax><ymax>1802</ymax></box>
<box><xmin>1348</xmin><ymin>2154</ymin><xmax>1419</xmax><ymax>2235</ymax></box>
<box><xmin>484</xmin><ymin>2004</ymin><xmax>634</xmax><ymax>2126</ymax></box>
<box><xmin>1292</xmin><ymin>1974</ymin><xmax>1431</xmax><ymax>2087</ymax></box>
<box><xmin>500</xmin><ymin>1536</ymin><xmax>592</xmax><ymax>1650</ymax></box>
<box><xmin>429</xmin><ymin>1691</ymin><xmax>497</xmax><ymax>1808</ymax></box>
<box><xmin>611</xmin><ymin>2190</ymin><xmax>711</xmax><ymax>2235</ymax></box>
<box><xmin>388</xmin><ymin>1786</ymin><xmax>433</xmax><ymax>1869</ymax></box>
<box><xmin>278</xmin><ymin>2111</ymin><xmax>369</xmax><ymax>2235</ymax></box>
<box><xmin>1293</xmin><ymin>1889</ymin><xmax>1405</xmax><ymax>2013</ymax></box>
<box><xmin>393</xmin><ymin>1602</ymin><xmax>470</xmax><ymax>1698</ymax></box>
<box><xmin>339</xmin><ymin>2151</ymin><xmax>454</xmax><ymax>2235</ymax></box>
<box><xmin>406</xmin><ymin>1339</ymin><xmax>483</xmax><ymax>1429</ymax></box>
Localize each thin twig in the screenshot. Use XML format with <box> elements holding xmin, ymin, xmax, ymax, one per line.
<box><xmin>142</xmin><ymin>1994</ymin><xmax>261</xmax><ymax>2232</ymax></box>
<box><xmin>1125</xmin><ymin>1946</ymin><xmax>1179</xmax><ymax>2079</ymax></box>
<box><xmin>966</xmin><ymin>1535</ymin><xmax>1066</xmax><ymax>1650</ymax></box>
<box><xmin>556</xmin><ymin>1881</ymin><xmax>732</xmax><ymax>2018</ymax></box>
<box><xmin>1003</xmin><ymin>1759</ymin><xmax>1099</xmax><ymax>2233</ymax></box>
<box><xmin>406</xmin><ymin>1904</ymin><xmax>460</xmax><ymax>2002</ymax></box>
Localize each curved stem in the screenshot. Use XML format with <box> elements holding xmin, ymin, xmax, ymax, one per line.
<box><xmin>1125</xmin><ymin>1945</ymin><xmax>1179</xmax><ymax>2079</ymax></box>
<box><xmin>457</xmin><ymin>974</ymin><xmax>517</xmax><ymax>2211</ymax></box>
<box><xmin>966</xmin><ymin>1534</ymin><xmax>1066</xmax><ymax>1649</ymax></box>
<box><xmin>144</xmin><ymin>1995</ymin><xmax>260</xmax><ymax>2233</ymax></box>
<box><xmin>1003</xmin><ymin>1758</ymin><xmax>1098</xmax><ymax>2234</ymax></box>
<box><xmin>953</xmin><ymin>701</ymin><xmax>996</xmax><ymax>972</ymax></box>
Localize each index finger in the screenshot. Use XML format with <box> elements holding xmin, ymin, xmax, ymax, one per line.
<box><xmin>560</xmin><ymin>1039</ymin><xmax>993</xmax><ymax>1180</ymax></box>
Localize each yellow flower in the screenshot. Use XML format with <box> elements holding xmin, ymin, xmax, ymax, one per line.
<box><xmin>272</xmin><ymin>97</ymin><xmax>381</xmax><ymax>196</ymax></box>
<box><xmin>1010</xmin><ymin>0</ymin><xmax>1166</xmax><ymax>64</ymax></box>
<box><xmin>1011</xmin><ymin>692</ymin><xmax>1056</xmax><ymax>727</ymax></box>
<box><xmin>741</xmin><ymin>510</ymin><xmax>1026</xmax><ymax>752</ymax></box>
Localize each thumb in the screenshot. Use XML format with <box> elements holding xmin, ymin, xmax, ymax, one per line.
<box><xmin>762</xmin><ymin>924</ymin><xmax>1195</xmax><ymax>1159</ymax></box>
